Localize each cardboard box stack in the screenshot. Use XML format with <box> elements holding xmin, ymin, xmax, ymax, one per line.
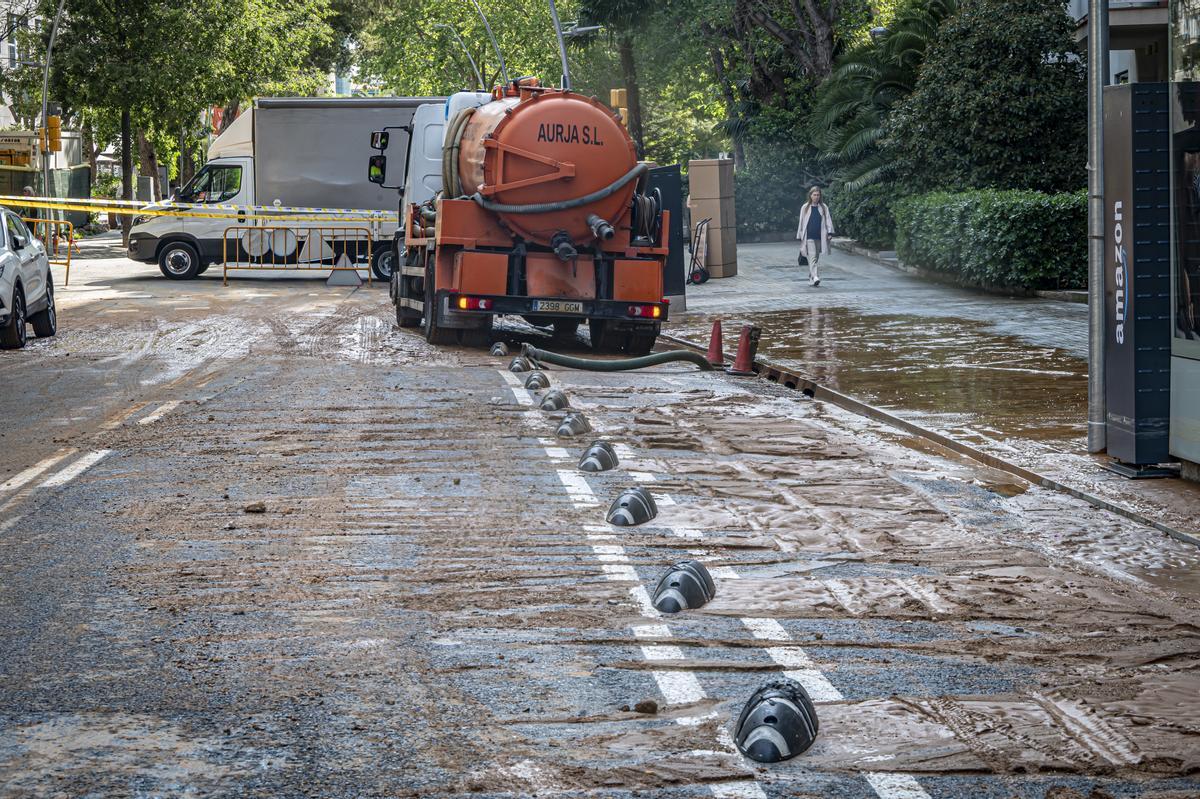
<box><xmin>687</xmin><ymin>158</ymin><xmax>736</xmax><ymax>278</ymax></box>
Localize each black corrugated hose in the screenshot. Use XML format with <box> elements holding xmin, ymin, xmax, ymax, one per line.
<box><xmin>521</xmin><ymin>343</ymin><xmax>713</xmax><ymax>372</ymax></box>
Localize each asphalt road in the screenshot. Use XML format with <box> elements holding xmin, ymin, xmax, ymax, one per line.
<box><xmin>1</xmin><ymin>239</ymin><xmax>1199</xmax><ymax>798</ymax></box>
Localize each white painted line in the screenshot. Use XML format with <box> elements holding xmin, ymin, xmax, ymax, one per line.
<box><xmin>864</xmin><ymin>772</ymin><xmax>932</xmax><ymax>799</ymax></box>
<box><xmin>137</xmin><ymin>400</ymin><xmax>182</xmax><ymax>426</ymax></box>
<box><xmin>557</xmin><ymin>469</ymin><xmax>598</xmax><ymax>507</ymax></box>
<box><xmin>497</xmin><ymin>369</ymin><xmax>535</xmax><ymax>405</ymax></box>
<box><xmin>710</xmin><ymin>782</ymin><xmax>768</xmax><ymax>799</ymax></box>
<box><xmin>602</xmin><ymin>564</ymin><xmax>639</xmax><ymax>581</ymax></box>
<box><xmin>656</xmin><ymin>493</ymin><xmax>677</xmax><ymax>506</ymax></box>
<box><xmin>41</xmin><ymin>450</ymin><xmax>111</xmax><ymax>488</ymax></box>
<box><xmin>666</xmin><ymin>527</ymin><xmax>703</xmax><ymax>539</ymax></box>
<box><xmin>825</xmin><ymin>579</ymin><xmax>865</xmax><ymax>615</ymax></box>
<box><xmin>630</xmin><ymin>471</ymin><xmax>656</xmax><ymax>482</ymax></box>
<box><xmin>0</xmin><ymin>450</ymin><xmax>74</xmax><ymax>493</ymax></box>
<box><xmin>642</xmin><ymin>644</ymin><xmax>685</xmax><ymax>661</ymax></box>
<box><xmin>782</xmin><ymin>669</ymin><xmax>845</xmax><ymax>703</ymax></box>
<box><xmin>764</xmin><ymin>646</ymin><xmax>816</xmax><ymax>669</ymax></box>
<box><xmin>708</xmin><ymin>565</ymin><xmax>740</xmax><ymax>580</ymax></box>
<box><xmin>632</xmin><ymin>624</ymin><xmax>672</xmax><ymax>638</ymax></box>
<box><xmin>652</xmin><ymin>670</ymin><xmax>706</xmax><ymax>704</ymax></box>
<box><xmin>742</xmin><ymin>617</ymin><xmax>789</xmax><ymax>641</ymax></box>
<box><xmin>630</xmin><ymin>585</ymin><xmax>661</xmax><ymax>618</ymax></box>
<box><xmin>537</xmin><ymin>438</ymin><xmax>572</xmax><ymax>460</ymax></box>
<box><xmin>613</xmin><ymin>443</ymin><xmax>637</xmax><ymax>461</ymax></box>
<box><xmin>591</xmin><ymin>544</ymin><xmax>625</xmax><ymax>556</ymax></box>
<box><xmin>893</xmin><ymin>578</ymin><xmax>956</xmax><ymax>615</ymax></box>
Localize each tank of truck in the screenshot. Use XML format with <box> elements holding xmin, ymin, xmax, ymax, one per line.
<box><xmin>454</xmin><ymin>91</ymin><xmax>638</xmax><ymax>246</ymax></box>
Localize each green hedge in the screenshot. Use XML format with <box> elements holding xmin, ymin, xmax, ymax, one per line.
<box><xmin>828</xmin><ymin>182</ymin><xmax>898</xmax><ymax>250</ymax></box>
<box><xmin>893</xmin><ymin>189</ymin><xmax>1086</xmax><ymax>290</ymax></box>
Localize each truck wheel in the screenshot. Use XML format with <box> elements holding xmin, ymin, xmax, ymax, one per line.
<box><xmin>29</xmin><ymin>275</ymin><xmax>57</xmax><ymax>338</ymax></box>
<box><xmin>589</xmin><ymin>319</ymin><xmax>623</xmax><ymax>353</ymax></box>
<box><xmin>158</xmin><ymin>241</ymin><xmax>201</xmax><ymax>280</ymax></box>
<box><xmin>0</xmin><ymin>285</ymin><xmax>27</xmax><ymax>349</ymax></box>
<box><xmin>372</xmin><ymin>247</ymin><xmax>396</xmax><ymax>282</ymax></box>
<box><xmin>422</xmin><ymin>280</ymin><xmax>456</xmax><ymax>345</ymax></box>
<box><xmin>197</xmin><ymin>264</ymin><xmax>211</xmax><ymax>275</ymax></box>
<box><xmin>393</xmin><ymin>269</ymin><xmax>421</xmax><ymax>328</ymax></box>
<box><xmin>552</xmin><ymin>319</ymin><xmax>580</xmax><ymax>342</ymax></box>
<box><xmin>625</xmin><ymin>324</ymin><xmax>660</xmax><ymax>356</ymax></box>
<box><xmin>459</xmin><ymin>320</ymin><xmax>493</xmax><ymax>348</ymax></box>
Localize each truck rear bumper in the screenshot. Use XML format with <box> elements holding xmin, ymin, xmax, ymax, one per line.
<box><xmin>436</xmin><ymin>290</ymin><xmax>668</xmax><ymax>325</ymax></box>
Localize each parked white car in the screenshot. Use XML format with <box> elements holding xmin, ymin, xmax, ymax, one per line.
<box><xmin>0</xmin><ymin>210</ymin><xmax>57</xmax><ymax>349</ymax></box>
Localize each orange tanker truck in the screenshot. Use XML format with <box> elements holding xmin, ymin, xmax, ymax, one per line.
<box><xmin>368</xmin><ymin>80</ymin><xmax>670</xmax><ymax>353</ymax></box>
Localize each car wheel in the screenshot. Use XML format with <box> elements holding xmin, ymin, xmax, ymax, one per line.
<box><xmin>0</xmin><ymin>285</ymin><xmax>27</xmax><ymax>349</ymax></box>
<box><xmin>29</xmin><ymin>274</ymin><xmax>56</xmax><ymax>338</ymax></box>
<box><xmin>158</xmin><ymin>241</ymin><xmax>202</xmax><ymax>280</ymax></box>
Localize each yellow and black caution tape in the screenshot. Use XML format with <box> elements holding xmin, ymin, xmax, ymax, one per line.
<box><xmin>0</xmin><ymin>194</ymin><xmax>400</xmax><ymax>224</ymax></box>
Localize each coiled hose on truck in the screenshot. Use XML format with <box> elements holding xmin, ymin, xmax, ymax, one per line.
<box><xmin>522</xmin><ymin>344</ymin><xmax>713</xmax><ymax>372</ymax></box>
<box><xmin>471</xmin><ymin>163</ymin><xmax>648</xmax><ymax>214</ymax></box>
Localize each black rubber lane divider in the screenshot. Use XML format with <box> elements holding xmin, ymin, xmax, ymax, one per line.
<box><xmin>652</xmin><ymin>561</ymin><xmax>715</xmax><ymax>612</ymax></box>
<box><xmin>490</xmin><ymin>342</ymin><xmax>509</xmax><ymax>356</ymax></box>
<box><xmin>556</xmin><ymin>412</ymin><xmax>592</xmax><ymax>438</ymax></box>
<box><xmin>606</xmin><ymin>486</ymin><xmax>657</xmax><ymax>526</ymax></box>
<box><xmin>522</xmin><ymin>343</ymin><xmax>713</xmax><ymax>372</ymax></box>
<box><xmin>578</xmin><ymin>441</ymin><xmax>618</xmax><ymax>472</ymax></box>
<box><xmin>524</xmin><ymin>371</ymin><xmax>550</xmax><ymax>390</ymax></box>
<box><xmin>539</xmin><ymin>390</ymin><xmax>569</xmax><ymax>411</ymax></box>
<box><xmin>658</xmin><ymin>333</ymin><xmax>1200</xmax><ymax>549</ymax></box>
<box><xmin>508</xmin><ymin>356</ymin><xmax>533</xmax><ymax>373</ymax></box>
<box><xmin>735</xmin><ymin>679</ymin><xmax>820</xmax><ymax>763</ymax></box>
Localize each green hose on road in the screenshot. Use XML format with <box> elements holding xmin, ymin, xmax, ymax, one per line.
<box><xmin>521</xmin><ymin>344</ymin><xmax>714</xmax><ymax>372</ymax></box>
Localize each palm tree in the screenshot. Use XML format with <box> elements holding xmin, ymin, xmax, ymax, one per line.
<box><xmin>810</xmin><ymin>0</ymin><xmax>958</xmax><ymax>189</ymax></box>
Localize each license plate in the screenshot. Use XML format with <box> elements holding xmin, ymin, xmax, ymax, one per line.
<box><xmin>532</xmin><ymin>300</ymin><xmax>583</xmax><ymax>314</ymax></box>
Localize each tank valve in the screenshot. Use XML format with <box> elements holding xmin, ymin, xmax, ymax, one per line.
<box><xmin>587</xmin><ymin>214</ymin><xmax>615</xmax><ymax>241</ymax></box>
<box><xmin>551</xmin><ymin>231</ymin><xmax>578</xmax><ymax>261</ymax></box>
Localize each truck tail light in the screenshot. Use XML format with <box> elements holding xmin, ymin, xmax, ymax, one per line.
<box><xmin>627</xmin><ymin>304</ymin><xmax>661</xmax><ymax>318</ymax></box>
<box><xmin>456</xmin><ymin>296</ymin><xmax>492</xmax><ymax>311</ymax></box>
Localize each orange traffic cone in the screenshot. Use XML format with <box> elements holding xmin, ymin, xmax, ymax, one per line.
<box><xmin>706</xmin><ymin>318</ymin><xmax>725</xmax><ymax>366</ymax></box>
<box><xmin>728</xmin><ymin>324</ymin><xmax>759</xmax><ymax>376</ymax></box>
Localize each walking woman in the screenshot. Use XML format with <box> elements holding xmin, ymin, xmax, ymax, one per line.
<box><xmin>796</xmin><ymin>186</ymin><xmax>834</xmax><ymax>287</ymax></box>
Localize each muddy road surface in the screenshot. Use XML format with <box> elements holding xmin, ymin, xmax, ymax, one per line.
<box><xmin>2</xmin><ymin>246</ymin><xmax>1200</xmax><ymax>798</ymax></box>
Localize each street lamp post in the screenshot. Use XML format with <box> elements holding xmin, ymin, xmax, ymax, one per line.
<box><xmin>1087</xmin><ymin>0</ymin><xmax>1109</xmax><ymax>454</ymax></box>
<box><xmin>40</xmin><ymin>0</ymin><xmax>66</xmax><ymax>204</ymax></box>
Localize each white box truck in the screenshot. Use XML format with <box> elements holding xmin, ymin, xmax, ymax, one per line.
<box><xmin>127</xmin><ymin>97</ymin><xmax>439</xmax><ymax>281</ymax></box>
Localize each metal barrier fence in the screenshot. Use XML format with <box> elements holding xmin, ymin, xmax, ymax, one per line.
<box><xmin>221</xmin><ymin>226</ymin><xmax>373</xmax><ymax>286</ymax></box>
<box><xmin>23</xmin><ymin>218</ymin><xmax>75</xmax><ymax>285</ymax></box>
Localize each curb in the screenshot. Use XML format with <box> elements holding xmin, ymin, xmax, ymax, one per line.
<box><xmin>832</xmin><ymin>239</ymin><xmax>1088</xmax><ymax>304</ymax></box>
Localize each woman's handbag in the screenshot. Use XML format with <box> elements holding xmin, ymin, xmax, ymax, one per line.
<box><xmin>797</xmin><ymin>250</ymin><xmax>808</xmax><ymax>267</ymax></box>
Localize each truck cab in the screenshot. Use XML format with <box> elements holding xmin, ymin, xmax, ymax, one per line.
<box><xmin>128</xmin><ymin>157</ymin><xmax>254</xmax><ymax>279</ymax></box>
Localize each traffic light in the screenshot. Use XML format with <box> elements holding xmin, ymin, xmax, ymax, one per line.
<box><xmin>610</xmin><ymin>89</ymin><xmax>629</xmax><ymax>129</ymax></box>
<box><xmin>38</xmin><ymin>126</ymin><xmax>47</xmax><ymax>153</ymax></box>
<box><xmin>47</xmin><ymin>115</ymin><xmax>61</xmax><ymax>152</ymax></box>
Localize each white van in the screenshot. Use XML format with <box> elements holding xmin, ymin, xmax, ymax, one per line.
<box><xmin>127</xmin><ymin>97</ymin><xmax>439</xmax><ymax>281</ymax></box>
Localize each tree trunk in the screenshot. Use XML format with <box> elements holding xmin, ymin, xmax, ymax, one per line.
<box><xmin>708</xmin><ymin>45</ymin><xmax>746</xmax><ymax>169</ymax></box>
<box><xmin>179</xmin><ymin>127</ymin><xmax>195</xmax><ymax>190</ymax></box>
<box><xmin>121</xmin><ymin>107</ymin><xmax>132</xmax><ymax>245</ymax></box>
<box><xmin>81</xmin><ymin>120</ymin><xmax>99</xmax><ymax>177</ymax></box>
<box><xmin>137</xmin><ymin>129</ymin><xmax>160</xmax><ymax>201</ymax></box>
<box><xmin>616</xmin><ymin>34</ymin><xmax>645</xmax><ymax>159</ymax></box>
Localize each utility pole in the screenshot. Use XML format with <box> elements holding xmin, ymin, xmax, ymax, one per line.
<box><xmin>40</xmin><ymin>0</ymin><xmax>67</xmax><ymax>202</ymax></box>
<box><xmin>1087</xmin><ymin>0</ymin><xmax>1109</xmax><ymax>454</ymax></box>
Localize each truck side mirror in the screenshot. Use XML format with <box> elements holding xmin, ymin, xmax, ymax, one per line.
<box><xmin>370</xmin><ymin>131</ymin><xmax>389</xmax><ymax>150</ymax></box>
<box><xmin>368</xmin><ymin>154</ymin><xmax>387</xmax><ymax>185</ymax></box>
<box><xmin>11</xmin><ymin>234</ymin><xmax>24</xmax><ymax>250</ymax></box>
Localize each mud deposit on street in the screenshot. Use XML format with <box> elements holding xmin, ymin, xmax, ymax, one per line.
<box><xmin>2</xmin><ymin>258</ymin><xmax>1200</xmax><ymax>797</ymax></box>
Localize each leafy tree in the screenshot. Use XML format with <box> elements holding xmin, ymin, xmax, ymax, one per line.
<box><xmin>359</xmin><ymin>0</ymin><xmax>565</xmax><ymax>95</ymax></box>
<box><xmin>576</xmin><ymin>0</ymin><xmax>653</xmax><ymax>155</ymax></box>
<box><xmin>809</xmin><ymin>0</ymin><xmax>957</xmax><ymax>190</ymax></box>
<box><xmin>887</xmin><ymin>0</ymin><xmax>1086</xmax><ymax>193</ymax></box>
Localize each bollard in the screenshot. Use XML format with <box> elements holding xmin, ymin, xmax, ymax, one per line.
<box><xmin>706</xmin><ymin>318</ymin><xmax>725</xmax><ymax>366</ymax></box>
<box><xmin>727</xmin><ymin>324</ymin><xmax>761</xmax><ymax>376</ymax></box>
